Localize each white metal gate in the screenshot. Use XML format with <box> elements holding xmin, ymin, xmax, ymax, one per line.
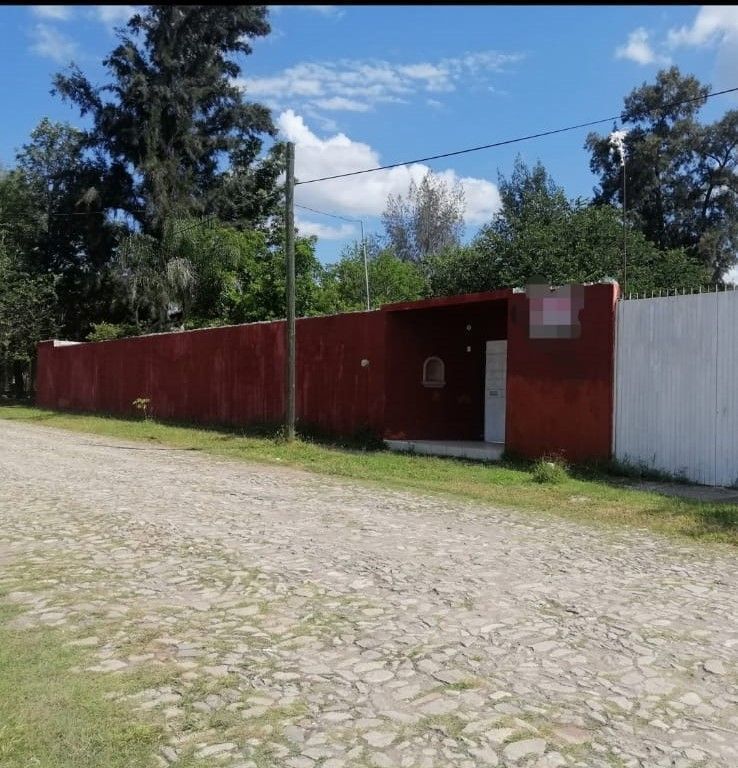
<box><xmin>484</xmin><ymin>340</ymin><xmax>507</xmax><ymax>443</ymax></box>
<box><xmin>614</xmin><ymin>289</ymin><xmax>738</xmax><ymax>486</ymax></box>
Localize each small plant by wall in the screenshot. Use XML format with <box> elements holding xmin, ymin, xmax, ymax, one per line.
<box><xmin>532</xmin><ymin>454</ymin><xmax>569</xmax><ymax>484</ymax></box>
<box><xmin>132</xmin><ymin>397</ymin><xmax>152</xmax><ymax>421</ymax></box>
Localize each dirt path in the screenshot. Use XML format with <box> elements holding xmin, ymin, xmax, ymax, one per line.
<box><xmin>1</xmin><ymin>420</ymin><xmax>737</xmax><ymax>767</ymax></box>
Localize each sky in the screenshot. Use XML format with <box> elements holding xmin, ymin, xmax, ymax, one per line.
<box><xmin>1</xmin><ymin>4</ymin><xmax>737</xmax><ymax>274</ymax></box>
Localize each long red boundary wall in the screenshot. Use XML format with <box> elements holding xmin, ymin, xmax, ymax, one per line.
<box><xmin>36</xmin><ymin>311</ymin><xmax>387</xmax><ymax>437</ymax></box>
<box><xmin>36</xmin><ymin>283</ymin><xmax>617</xmax><ymax>462</ymax></box>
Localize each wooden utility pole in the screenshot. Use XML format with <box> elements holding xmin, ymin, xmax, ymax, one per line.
<box><xmin>284</xmin><ymin>142</ymin><xmax>296</xmax><ymax>440</ymax></box>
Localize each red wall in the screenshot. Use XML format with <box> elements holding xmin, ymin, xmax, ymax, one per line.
<box><xmin>296</xmin><ymin>312</ymin><xmax>386</xmax><ymax>436</ymax></box>
<box><xmin>381</xmin><ymin>283</ymin><xmax>617</xmax><ymax>460</ymax></box>
<box><xmin>383</xmin><ymin>301</ymin><xmax>508</xmax><ymax>440</ymax></box>
<box><xmin>505</xmin><ymin>283</ymin><xmax>618</xmax><ymax>462</ymax></box>
<box><xmin>36</xmin><ymin>311</ymin><xmax>386</xmax><ymax>437</ymax></box>
<box><xmin>36</xmin><ymin>283</ymin><xmax>617</xmax><ymax>462</ymax></box>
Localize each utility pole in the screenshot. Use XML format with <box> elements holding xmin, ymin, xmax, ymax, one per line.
<box><xmin>360</xmin><ymin>220</ymin><xmax>370</xmax><ymax>311</ymax></box>
<box><xmin>285</xmin><ymin>142</ymin><xmax>296</xmax><ymax>441</ymax></box>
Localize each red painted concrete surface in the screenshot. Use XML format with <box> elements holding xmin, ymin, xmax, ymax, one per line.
<box><xmin>37</xmin><ymin>311</ymin><xmax>386</xmax><ymax>437</ymax></box>
<box><xmin>36</xmin><ymin>283</ymin><xmax>617</xmax><ymax>461</ymax></box>
<box><xmin>505</xmin><ymin>283</ymin><xmax>618</xmax><ymax>462</ymax></box>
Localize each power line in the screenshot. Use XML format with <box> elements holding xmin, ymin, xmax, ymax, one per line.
<box><xmin>294</xmin><ymin>86</ymin><xmax>738</xmax><ymax>186</ymax></box>
<box><xmin>294</xmin><ymin>202</ymin><xmax>363</xmax><ymax>225</ymax></box>
<box><xmin>166</xmin><ymin>215</ymin><xmax>218</xmax><ymax>235</ymax></box>
<box><xmin>294</xmin><ymin>203</ymin><xmax>372</xmax><ymax>311</ymax></box>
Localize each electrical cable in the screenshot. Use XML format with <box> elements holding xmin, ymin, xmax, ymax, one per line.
<box><xmin>294</xmin><ymin>86</ymin><xmax>738</xmax><ymax>186</ymax></box>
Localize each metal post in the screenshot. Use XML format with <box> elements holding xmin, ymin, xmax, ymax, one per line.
<box><xmin>285</xmin><ymin>142</ymin><xmax>296</xmax><ymax>441</ymax></box>
<box><xmin>360</xmin><ymin>220</ymin><xmax>370</xmax><ymax>311</ymax></box>
<box><xmin>622</xmin><ymin>158</ymin><xmax>627</xmax><ymax>296</ymax></box>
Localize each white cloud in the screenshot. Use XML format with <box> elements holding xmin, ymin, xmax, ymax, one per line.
<box><xmin>314</xmin><ymin>96</ymin><xmax>371</xmax><ymax>112</ymax></box>
<box><xmin>280</xmin><ymin>110</ymin><xmax>501</xmax><ymax>225</ymax></box>
<box><xmin>32</xmin><ymin>5</ymin><xmax>72</xmax><ymax>20</ymax></box>
<box><xmin>296</xmin><ymin>219</ymin><xmax>357</xmax><ymax>239</ymax></box>
<box><xmin>303</xmin><ymin>5</ymin><xmax>344</xmax><ymax>17</ymax></box>
<box><xmin>727</xmin><ymin>265</ymin><xmax>738</xmax><ymax>285</ymax></box>
<box><xmin>398</xmin><ymin>62</ymin><xmax>452</xmax><ymax>92</ymax></box>
<box><xmin>270</xmin><ymin>5</ymin><xmax>344</xmax><ymax>18</ymax></box>
<box><xmin>615</xmin><ymin>28</ymin><xmax>669</xmax><ymax>65</ymax></box>
<box><xmin>239</xmin><ymin>50</ymin><xmax>523</xmax><ymax>114</ymax></box>
<box><xmin>453</xmin><ymin>174</ymin><xmax>502</xmax><ymax>225</ymax></box>
<box><xmin>668</xmin><ymin>6</ymin><xmax>738</xmax><ymax>89</ymax></box>
<box><xmin>94</xmin><ymin>4</ymin><xmax>138</xmax><ymax>27</ymax></box>
<box><xmin>667</xmin><ymin>6</ymin><xmax>738</xmax><ymax>47</ymax></box>
<box><xmin>29</xmin><ymin>23</ymin><xmax>78</xmax><ymax>62</ymax></box>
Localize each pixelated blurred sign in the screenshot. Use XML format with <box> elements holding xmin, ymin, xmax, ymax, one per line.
<box><xmin>526</xmin><ymin>282</ymin><xmax>584</xmax><ymax>339</ymax></box>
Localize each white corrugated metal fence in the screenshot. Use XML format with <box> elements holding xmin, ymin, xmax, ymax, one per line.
<box><xmin>614</xmin><ymin>289</ymin><xmax>738</xmax><ymax>487</ymax></box>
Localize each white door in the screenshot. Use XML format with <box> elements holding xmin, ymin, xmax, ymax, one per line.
<box><xmin>484</xmin><ymin>340</ymin><xmax>507</xmax><ymax>443</ymax></box>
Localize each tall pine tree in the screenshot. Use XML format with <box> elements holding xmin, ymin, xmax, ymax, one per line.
<box><xmin>53</xmin><ymin>5</ymin><xmax>282</xmax><ymax>234</ymax></box>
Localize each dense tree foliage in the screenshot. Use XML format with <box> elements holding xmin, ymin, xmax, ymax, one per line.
<box><xmin>109</xmin><ymin>218</ymin><xmax>326</xmax><ymax>333</ymax></box>
<box><xmin>426</xmin><ymin>159</ymin><xmax>708</xmax><ymax>296</ymax></box>
<box><xmin>0</xmin><ymin>169</ymin><xmax>43</xmax><ymax>256</ymax></box>
<box><xmin>15</xmin><ymin>119</ymin><xmax>123</xmax><ymax>338</ymax></box>
<box><xmin>587</xmin><ymin>67</ymin><xmax>738</xmax><ymax>281</ymax></box>
<box><xmin>319</xmin><ymin>237</ymin><xmax>427</xmax><ymax>312</ymax></box>
<box><xmin>53</xmin><ymin>5</ymin><xmax>281</xmax><ymax>234</ymax></box>
<box><xmin>0</xmin><ymin>241</ymin><xmax>56</xmax><ymax>398</ymax></box>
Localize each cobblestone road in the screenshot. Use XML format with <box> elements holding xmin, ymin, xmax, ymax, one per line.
<box><xmin>1</xmin><ymin>421</ymin><xmax>737</xmax><ymax>768</ymax></box>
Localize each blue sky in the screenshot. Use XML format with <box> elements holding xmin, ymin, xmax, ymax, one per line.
<box><xmin>2</xmin><ymin>4</ymin><xmax>738</xmax><ymax>270</ymax></box>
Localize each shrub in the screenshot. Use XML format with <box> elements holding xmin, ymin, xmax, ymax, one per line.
<box><xmin>86</xmin><ymin>322</ymin><xmax>127</xmax><ymax>342</ymax></box>
<box><xmin>532</xmin><ymin>456</ymin><xmax>568</xmax><ymax>484</ymax></box>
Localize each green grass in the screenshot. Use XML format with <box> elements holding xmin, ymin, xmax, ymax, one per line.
<box><xmin>443</xmin><ymin>678</ymin><xmax>483</xmax><ymax>691</ymax></box>
<box><xmin>416</xmin><ymin>713</ymin><xmax>467</xmax><ymax>739</ymax></box>
<box><xmin>0</xmin><ymin>601</ymin><xmax>165</xmax><ymax>768</ymax></box>
<box><xmin>2</xmin><ymin>404</ymin><xmax>738</xmax><ymax>546</ymax></box>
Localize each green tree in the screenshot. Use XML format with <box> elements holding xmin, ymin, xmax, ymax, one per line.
<box><xmin>424</xmin><ymin>244</ymin><xmax>491</xmax><ymax>297</ymax></box>
<box><xmin>0</xmin><ymin>169</ymin><xmax>44</xmax><ymax>256</ymax></box>
<box><xmin>53</xmin><ymin>5</ymin><xmax>280</xmax><ymax>234</ymax></box>
<box><xmin>426</xmin><ymin>158</ymin><xmax>708</xmax><ymax>296</ymax></box>
<box><xmin>0</xmin><ymin>242</ymin><xmax>57</xmax><ymax>398</ymax></box>
<box><xmin>223</xmin><ymin>233</ymin><xmax>327</xmax><ymax>324</ymax></box>
<box><xmin>169</xmin><ymin>221</ymin><xmax>327</xmax><ymax>325</ymax></box>
<box><xmin>113</xmin><ymin>218</ymin><xmax>326</xmax><ymax>331</ymax></box>
<box><xmin>320</xmin><ymin>237</ymin><xmax>428</xmax><ymax>312</ymax></box>
<box><xmin>382</xmin><ymin>171</ymin><xmax>465</xmax><ymax>262</ymax></box>
<box><xmin>15</xmin><ymin>118</ymin><xmax>124</xmax><ymax>339</ymax></box>
<box><xmin>586</xmin><ymin>67</ymin><xmax>738</xmax><ymax>281</ymax></box>
<box><xmin>115</xmin><ymin>221</ymin><xmax>202</xmax><ymax>332</ymax></box>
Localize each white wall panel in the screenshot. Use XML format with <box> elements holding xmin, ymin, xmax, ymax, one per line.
<box><xmin>716</xmin><ymin>290</ymin><xmax>738</xmax><ymax>486</ymax></box>
<box><xmin>614</xmin><ymin>290</ymin><xmax>738</xmax><ymax>486</ymax></box>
